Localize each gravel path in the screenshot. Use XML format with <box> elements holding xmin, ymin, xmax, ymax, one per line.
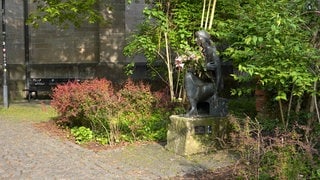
<box><xmin>0</xmin><ymin>117</ymin><xmax>234</xmax><ymax>179</ymax></box>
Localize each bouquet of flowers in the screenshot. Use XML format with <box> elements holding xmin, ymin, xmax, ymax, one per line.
<box><xmin>175</xmin><ymin>51</ymin><xmax>211</xmax><ymax>81</ymax></box>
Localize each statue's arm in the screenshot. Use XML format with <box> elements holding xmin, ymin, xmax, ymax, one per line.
<box><xmin>206</xmin><ymin>62</ymin><xmax>217</xmax><ymax>71</ymax></box>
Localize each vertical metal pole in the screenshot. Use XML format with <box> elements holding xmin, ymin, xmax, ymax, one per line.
<box><xmin>2</xmin><ymin>0</ymin><xmax>8</xmax><ymax>108</ymax></box>
<box><xmin>24</xmin><ymin>0</ymin><xmax>30</xmax><ymax>92</ymax></box>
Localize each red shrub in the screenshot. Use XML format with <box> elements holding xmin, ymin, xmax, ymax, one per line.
<box><xmin>51</xmin><ymin>78</ymin><xmax>118</xmax><ymax>126</ymax></box>
<box><xmin>118</xmin><ymin>79</ymin><xmax>154</xmax><ymax>113</ymax></box>
<box><xmin>51</xmin><ymin>78</ymin><xmax>173</xmax><ymax>143</ymax></box>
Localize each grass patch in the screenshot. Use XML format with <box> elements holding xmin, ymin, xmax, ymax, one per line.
<box><xmin>0</xmin><ymin>102</ymin><xmax>57</xmax><ymax>122</ymax></box>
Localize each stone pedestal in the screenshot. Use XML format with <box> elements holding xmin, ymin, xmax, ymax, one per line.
<box><xmin>166</xmin><ymin>115</ymin><xmax>229</xmax><ymax>156</ymax></box>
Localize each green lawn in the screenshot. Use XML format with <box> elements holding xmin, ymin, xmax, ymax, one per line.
<box><xmin>0</xmin><ymin>101</ymin><xmax>57</xmax><ymax>122</ymax></box>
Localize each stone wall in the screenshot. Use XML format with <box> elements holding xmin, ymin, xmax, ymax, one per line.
<box><xmin>0</xmin><ymin>0</ymin><xmax>146</xmax><ymax>101</ymax></box>
<box><xmin>3</xmin><ymin>0</ymin><xmax>25</xmax><ymax>101</ymax></box>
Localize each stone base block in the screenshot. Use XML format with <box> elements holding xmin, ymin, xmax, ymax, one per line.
<box><xmin>166</xmin><ymin>115</ymin><xmax>229</xmax><ymax>156</ymax></box>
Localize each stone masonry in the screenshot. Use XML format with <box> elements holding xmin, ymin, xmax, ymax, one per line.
<box><xmin>0</xmin><ymin>0</ymin><xmax>147</xmax><ymax>101</ymax></box>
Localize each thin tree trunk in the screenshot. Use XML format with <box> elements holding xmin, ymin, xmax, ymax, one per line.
<box><xmin>311</xmin><ymin>81</ymin><xmax>320</xmax><ymax>122</ymax></box>
<box><xmin>164</xmin><ymin>32</ymin><xmax>174</xmax><ymax>101</ymax></box>
<box><xmin>286</xmin><ymin>85</ymin><xmax>294</xmax><ymax>128</ymax></box>
<box><xmin>295</xmin><ymin>96</ymin><xmax>302</xmax><ymax>113</ymax></box>
<box><xmin>278</xmin><ymin>100</ymin><xmax>286</xmax><ymax>129</ymax></box>
<box><xmin>316</xmin><ymin>96</ymin><xmax>320</xmax><ymax>123</ymax></box>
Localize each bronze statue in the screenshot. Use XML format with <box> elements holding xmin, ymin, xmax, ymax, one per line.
<box><xmin>195</xmin><ymin>30</ymin><xmax>222</xmax><ymax>94</ymax></box>
<box><xmin>185</xmin><ymin>30</ymin><xmax>227</xmax><ymax>117</ymax></box>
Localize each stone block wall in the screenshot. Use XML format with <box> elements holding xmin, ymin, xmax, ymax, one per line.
<box><xmin>30</xmin><ymin>24</ymin><xmax>99</xmax><ymax>64</ymax></box>
<box><xmin>0</xmin><ymin>0</ymin><xmax>147</xmax><ymax>101</ymax></box>
<box><xmin>1</xmin><ymin>0</ymin><xmax>25</xmax><ymax>101</ymax></box>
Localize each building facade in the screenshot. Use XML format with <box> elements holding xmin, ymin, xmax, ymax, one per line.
<box><xmin>0</xmin><ymin>0</ymin><xmax>146</xmax><ymax>101</ymax></box>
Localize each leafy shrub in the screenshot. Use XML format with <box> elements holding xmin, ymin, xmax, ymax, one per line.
<box><xmin>71</xmin><ymin>126</ymin><xmax>93</xmax><ymax>144</ymax></box>
<box><xmin>118</xmin><ymin>79</ymin><xmax>154</xmax><ymax>136</ymax></box>
<box><xmin>51</xmin><ymin>78</ymin><xmax>172</xmax><ymax>145</ymax></box>
<box><xmin>229</xmin><ymin>116</ymin><xmax>320</xmax><ymax>179</ymax></box>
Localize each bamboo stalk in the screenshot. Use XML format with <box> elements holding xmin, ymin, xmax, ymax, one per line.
<box><xmin>201</xmin><ymin>0</ymin><xmax>206</xmax><ymax>28</ymax></box>
<box><xmin>208</xmin><ymin>0</ymin><xmax>217</xmax><ymax>30</ymax></box>
<box><xmin>205</xmin><ymin>0</ymin><xmax>212</xmax><ymax>29</ymax></box>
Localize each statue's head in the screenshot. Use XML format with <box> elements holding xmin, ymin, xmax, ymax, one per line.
<box><xmin>195</xmin><ymin>30</ymin><xmax>212</xmax><ymax>47</ymax></box>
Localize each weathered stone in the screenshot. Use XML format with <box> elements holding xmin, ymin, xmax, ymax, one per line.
<box><xmin>166</xmin><ymin>115</ymin><xmax>230</xmax><ymax>156</ymax></box>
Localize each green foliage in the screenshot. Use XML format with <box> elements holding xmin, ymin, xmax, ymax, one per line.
<box><xmin>71</xmin><ymin>126</ymin><xmax>94</xmax><ymax>144</ymax></box>
<box><xmin>117</xmin><ymin>79</ymin><xmax>156</xmax><ymax>140</ymax></box>
<box><xmin>124</xmin><ymin>0</ymin><xmax>202</xmax><ymax>101</ymax></box>
<box><xmin>217</xmin><ymin>0</ymin><xmax>319</xmax><ymax>100</ymax></box>
<box><xmin>259</xmin><ymin>140</ymin><xmax>312</xmax><ymax>179</ymax></box>
<box><xmin>29</xmin><ymin>0</ymin><xmax>104</xmax><ymax>28</ymax></box>
<box><xmin>94</xmin><ymin>134</ymin><xmax>109</xmax><ymax>145</ymax></box>
<box><xmin>218</xmin><ymin>1</ymin><xmax>319</xmax><ymax>95</ymax></box>
<box><xmin>210</xmin><ymin>0</ymin><xmax>320</xmax><ymax>125</ymax></box>
<box><xmin>118</xmin><ymin>110</ymin><xmax>170</xmax><ymax>142</ymax></box>
<box><xmin>124</xmin><ymin>61</ymin><xmax>135</xmax><ymax>76</ymax></box>
<box><xmin>116</xmin><ymin>79</ymin><xmax>171</xmax><ymax>141</ymax></box>
<box><xmin>311</xmin><ymin>168</ymin><xmax>320</xmax><ymax>179</ymax></box>
<box><xmin>228</xmin><ymin>97</ymin><xmax>256</xmax><ymax>118</ymax></box>
<box><xmin>125</xmin><ymin>0</ymin><xmax>319</xmax><ymax>121</ymax></box>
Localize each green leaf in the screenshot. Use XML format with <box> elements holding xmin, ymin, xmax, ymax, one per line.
<box><xmin>275</xmin><ymin>91</ymin><xmax>287</xmax><ymax>101</ymax></box>
<box><xmin>244</xmin><ymin>36</ymin><xmax>251</xmax><ymax>45</ymax></box>
<box><xmin>252</xmin><ymin>36</ymin><xmax>258</xmax><ymax>45</ymax></box>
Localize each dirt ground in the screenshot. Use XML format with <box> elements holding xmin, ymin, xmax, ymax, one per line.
<box><xmin>34</xmin><ymin>120</ymin><xmax>236</xmax><ymax>179</ymax></box>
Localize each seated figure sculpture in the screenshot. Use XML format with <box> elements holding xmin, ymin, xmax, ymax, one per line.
<box><xmin>185</xmin><ymin>30</ymin><xmax>227</xmax><ymax>117</ymax></box>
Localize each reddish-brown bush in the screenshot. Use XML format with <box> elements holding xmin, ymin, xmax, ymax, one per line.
<box><xmin>51</xmin><ymin>78</ymin><xmax>118</xmax><ymax>128</ymax></box>
<box><xmin>51</xmin><ymin>78</ymin><xmax>173</xmax><ymax>144</ymax></box>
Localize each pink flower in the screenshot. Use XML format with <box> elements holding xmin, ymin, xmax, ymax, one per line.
<box><xmin>175</xmin><ymin>56</ymin><xmax>185</xmax><ymax>69</ymax></box>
